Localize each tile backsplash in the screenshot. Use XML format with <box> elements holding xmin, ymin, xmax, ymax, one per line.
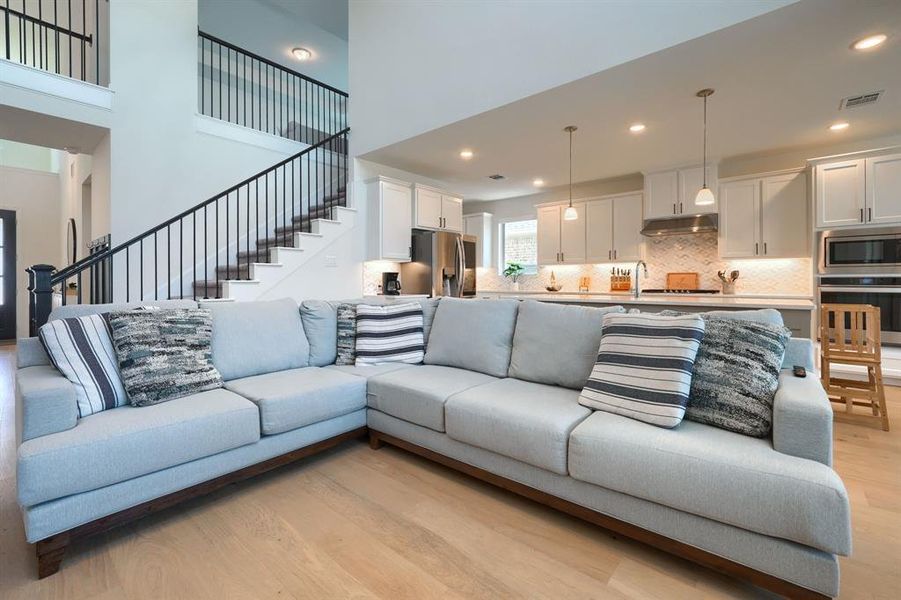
<box><xmin>478</xmin><ymin>233</ymin><xmax>812</xmax><ymax>296</ymax></box>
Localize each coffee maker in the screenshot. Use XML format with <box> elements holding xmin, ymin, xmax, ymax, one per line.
<box><xmin>382</xmin><ymin>272</ymin><xmax>401</xmax><ymax>296</ymax></box>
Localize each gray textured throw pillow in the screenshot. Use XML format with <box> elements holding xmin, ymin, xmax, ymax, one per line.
<box><xmin>335</xmin><ymin>303</ymin><xmax>357</xmax><ymax>365</ymax></box>
<box><xmin>108</xmin><ymin>308</ymin><xmax>224</xmax><ymax>407</ymax></box>
<box><xmin>685</xmin><ymin>316</ymin><xmax>791</xmax><ymax>437</ymax></box>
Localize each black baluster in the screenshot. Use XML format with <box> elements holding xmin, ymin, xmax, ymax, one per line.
<box><xmin>153</xmin><ymin>231</ymin><xmax>158</xmax><ymax>300</ymax></box>
<box><xmin>67</xmin><ymin>0</ymin><xmax>72</xmax><ymax>77</ymax></box>
<box><xmin>245</xmin><ymin>183</ymin><xmax>249</xmax><ymax>278</ymax></box>
<box><xmin>139</xmin><ymin>239</ymin><xmax>144</xmax><ymax>301</ymax></box>
<box><xmin>126</xmin><ymin>246</ymin><xmax>130</xmax><ymax>302</ymax></box>
<box><xmin>225</xmin><ymin>194</ymin><xmax>229</xmax><ymax>280</ymax></box>
<box><xmin>216</xmin><ymin>197</ymin><xmax>219</xmax><ymax>284</ymax></box>
<box><xmin>167</xmin><ymin>225</ymin><xmax>171</xmax><ymax>299</ymax></box>
<box><xmin>204</xmin><ymin>204</ymin><xmax>208</xmax><ymax>298</ymax></box>
<box><xmin>180</xmin><ymin>218</ymin><xmax>184</xmax><ymax>299</ymax></box>
<box><xmin>94</xmin><ymin>0</ymin><xmax>99</xmax><ymax>84</ymax></box>
<box><xmin>81</xmin><ymin>0</ymin><xmax>85</xmax><ymax>80</ymax></box>
<box><xmin>193</xmin><ymin>212</ymin><xmax>197</xmax><ymax>301</ymax></box>
<box><xmin>53</xmin><ymin>0</ymin><xmax>59</xmax><ymax>73</ymax></box>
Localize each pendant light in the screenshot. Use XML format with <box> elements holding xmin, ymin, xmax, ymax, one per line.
<box><xmin>563</xmin><ymin>125</ymin><xmax>579</xmax><ymax>220</ymax></box>
<box><xmin>694</xmin><ymin>88</ymin><xmax>716</xmax><ymax>207</ymax></box>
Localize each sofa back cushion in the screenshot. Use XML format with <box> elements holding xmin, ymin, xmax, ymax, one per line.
<box><xmin>207</xmin><ymin>298</ymin><xmax>309</xmax><ymax>380</ymax></box>
<box><xmin>300</xmin><ymin>300</ymin><xmax>338</xmax><ymax>366</ymax></box>
<box><xmin>424</xmin><ymin>298</ymin><xmax>519</xmax><ymax>377</ymax></box>
<box><xmin>508</xmin><ymin>301</ymin><xmax>625</xmax><ymax>389</ymax></box>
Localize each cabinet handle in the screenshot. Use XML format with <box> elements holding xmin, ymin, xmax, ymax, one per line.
<box><xmin>679</xmin><ymin>202</ymin><xmax>683</xmax><ymax>214</ymax></box>
<box><xmin>614</xmin><ymin>249</ymin><xmax>617</xmax><ymax>259</ymax></box>
<box><xmin>561</xmin><ymin>252</ymin><xmax>565</xmax><ymax>262</ymax></box>
<box><xmin>608</xmin><ymin>250</ymin><xmax>611</xmax><ymax>260</ymax></box>
<box><xmin>673</xmin><ymin>203</ymin><xmax>676</xmax><ymax>215</ymax></box>
<box><xmin>869</xmin><ymin>208</ymin><xmax>872</xmax><ymax>222</ymax></box>
<box><xmin>755</xmin><ymin>242</ymin><xmax>759</xmax><ymax>255</ymax></box>
<box><xmin>764</xmin><ymin>242</ymin><xmax>767</xmax><ymax>255</ymax></box>
<box><xmin>860</xmin><ymin>208</ymin><xmax>864</xmax><ymax>223</ymax></box>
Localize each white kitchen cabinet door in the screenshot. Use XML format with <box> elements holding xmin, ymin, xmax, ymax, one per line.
<box><xmin>441</xmin><ymin>195</ymin><xmax>464</xmax><ymax>232</ymax></box>
<box><xmin>586</xmin><ymin>199</ymin><xmax>613</xmax><ymax>262</ymax></box>
<box><xmin>414</xmin><ymin>186</ymin><xmax>442</xmax><ymax>230</ymax></box>
<box><xmin>644</xmin><ymin>170</ymin><xmax>679</xmax><ymax>219</ymax></box>
<box><xmin>537</xmin><ymin>206</ymin><xmax>561</xmax><ymax>265</ymax></box>
<box><xmin>463</xmin><ymin>212</ymin><xmax>492</xmax><ymax>267</ymax></box>
<box><xmin>760</xmin><ymin>172</ymin><xmax>808</xmax><ymax>258</ymax></box>
<box><xmin>560</xmin><ymin>202</ymin><xmax>587</xmax><ymax>264</ymax></box>
<box><xmin>379</xmin><ymin>180</ymin><xmax>413</xmax><ymax>261</ymax></box>
<box><xmin>679</xmin><ymin>166</ymin><xmax>718</xmax><ymax>215</ymax></box>
<box><xmin>612</xmin><ymin>193</ymin><xmax>644</xmax><ymax>262</ymax></box>
<box><xmin>866</xmin><ymin>153</ymin><xmax>901</xmax><ymax>225</ymax></box>
<box><xmin>815</xmin><ymin>159</ymin><xmax>865</xmax><ymax>228</ymax></box>
<box><xmin>718</xmin><ymin>179</ymin><xmax>760</xmax><ymax>258</ymax></box>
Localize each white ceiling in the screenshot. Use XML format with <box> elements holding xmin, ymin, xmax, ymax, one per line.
<box><xmin>261</xmin><ymin>0</ymin><xmax>348</xmax><ymax>40</ymax></box>
<box><xmin>361</xmin><ymin>0</ymin><xmax>901</xmax><ymax>200</ymax></box>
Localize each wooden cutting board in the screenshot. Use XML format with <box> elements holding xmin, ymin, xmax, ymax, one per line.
<box><xmin>666</xmin><ymin>272</ymin><xmax>700</xmax><ymax>290</ymax></box>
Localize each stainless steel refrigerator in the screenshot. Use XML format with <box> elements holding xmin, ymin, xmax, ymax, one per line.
<box><xmin>400</xmin><ymin>230</ymin><xmax>477</xmax><ymax>298</ymax></box>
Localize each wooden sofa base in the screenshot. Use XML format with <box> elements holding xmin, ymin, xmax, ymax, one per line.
<box><xmin>34</xmin><ymin>426</ymin><xmax>368</xmax><ymax>579</ymax></box>
<box><xmin>368</xmin><ymin>429</ymin><xmax>831</xmax><ymax>600</ymax></box>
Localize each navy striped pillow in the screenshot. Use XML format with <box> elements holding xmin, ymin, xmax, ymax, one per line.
<box><xmin>579</xmin><ymin>313</ymin><xmax>705</xmax><ymax>428</ymax></box>
<box><xmin>354</xmin><ymin>303</ymin><xmax>424</xmax><ymax>365</ymax></box>
<box><xmin>39</xmin><ymin>315</ymin><xmax>128</xmax><ymax>417</ymax></box>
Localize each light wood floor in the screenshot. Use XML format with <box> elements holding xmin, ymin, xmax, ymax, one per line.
<box><xmin>1</xmin><ymin>345</ymin><xmax>899</xmax><ymax>599</ymax></box>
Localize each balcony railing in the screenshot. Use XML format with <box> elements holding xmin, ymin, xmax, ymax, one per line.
<box><xmin>1</xmin><ymin>0</ymin><xmax>105</xmax><ymax>85</ymax></box>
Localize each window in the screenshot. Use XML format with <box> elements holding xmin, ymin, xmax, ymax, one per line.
<box><xmin>500</xmin><ymin>219</ymin><xmax>538</xmax><ymax>274</ymax></box>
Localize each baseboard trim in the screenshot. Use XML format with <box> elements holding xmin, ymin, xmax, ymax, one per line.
<box><xmin>368</xmin><ymin>428</ymin><xmax>831</xmax><ymax>600</ymax></box>
<box><xmin>34</xmin><ymin>426</ymin><xmax>368</xmax><ymax>579</ymax></box>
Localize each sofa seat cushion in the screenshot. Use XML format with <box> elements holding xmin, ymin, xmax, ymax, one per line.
<box><xmin>445</xmin><ymin>378</ymin><xmax>591</xmax><ymax>475</ymax></box>
<box><xmin>18</xmin><ymin>388</ymin><xmax>259</xmax><ymax>507</ymax></box>
<box><xmin>225</xmin><ymin>367</ymin><xmax>366</xmax><ymax>435</ymax></box>
<box><xmin>326</xmin><ymin>363</ymin><xmax>416</xmax><ymax>379</ymax></box>
<box><xmin>366</xmin><ymin>365</ymin><xmax>496</xmax><ymax>432</ymax></box>
<box><xmin>568</xmin><ymin>411</ymin><xmax>851</xmax><ymax>555</ymax></box>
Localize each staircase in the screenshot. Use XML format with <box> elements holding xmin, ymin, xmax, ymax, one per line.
<box><xmin>27</xmin><ymin>32</ymin><xmax>350</xmax><ymax>334</ymax></box>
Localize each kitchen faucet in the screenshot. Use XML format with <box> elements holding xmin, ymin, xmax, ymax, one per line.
<box><xmin>634</xmin><ymin>260</ymin><xmax>648</xmax><ymax>298</ymax></box>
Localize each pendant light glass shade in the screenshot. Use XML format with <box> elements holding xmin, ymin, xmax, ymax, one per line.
<box><xmin>694</xmin><ymin>186</ymin><xmax>715</xmax><ymax>206</ymax></box>
<box><xmin>563</xmin><ymin>125</ymin><xmax>578</xmax><ymax>220</ymax></box>
<box><xmin>694</xmin><ymin>88</ymin><xmax>715</xmax><ymax>208</ymax></box>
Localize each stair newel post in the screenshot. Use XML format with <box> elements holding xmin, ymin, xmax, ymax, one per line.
<box><xmin>27</xmin><ymin>264</ymin><xmax>56</xmax><ymax>336</ymax></box>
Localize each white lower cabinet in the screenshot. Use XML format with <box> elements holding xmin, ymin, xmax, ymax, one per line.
<box><xmin>719</xmin><ymin>170</ymin><xmax>808</xmax><ymax>259</ymax></box>
<box><xmin>366</xmin><ymin>177</ymin><xmax>413</xmax><ymax>261</ymax></box>
<box><xmin>586</xmin><ymin>192</ymin><xmax>643</xmax><ymax>262</ymax></box>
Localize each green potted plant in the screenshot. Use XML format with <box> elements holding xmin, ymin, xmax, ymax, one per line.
<box><xmin>503</xmin><ymin>262</ymin><xmax>525</xmax><ymax>292</ymax></box>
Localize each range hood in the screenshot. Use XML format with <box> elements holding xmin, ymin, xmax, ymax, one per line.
<box><xmin>640</xmin><ymin>214</ymin><xmax>718</xmax><ymax>237</ymax></box>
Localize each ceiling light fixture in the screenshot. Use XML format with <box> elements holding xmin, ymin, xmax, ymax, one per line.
<box><xmin>694</xmin><ymin>88</ymin><xmax>716</xmax><ymax>207</ymax></box>
<box><xmin>852</xmin><ymin>34</ymin><xmax>887</xmax><ymax>51</ymax></box>
<box><xmin>563</xmin><ymin>125</ymin><xmax>579</xmax><ymax>221</ymax></box>
<box><xmin>830</xmin><ymin>122</ymin><xmax>850</xmax><ymax>131</ymax></box>
<box><xmin>629</xmin><ymin>123</ymin><xmax>646</xmax><ymax>133</ymax></box>
<box><xmin>459</xmin><ymin>149</ymin><xmax>474</xmax><ymax>159</ymax></box>
<box><xmin>292</xmin><ymin>47</ymin><xmax>312</xmax><ymax>61</ymax></box>
<box><xmin>532</xmin><ymin>178</ymin><xmax>545</xmax><ymax>187</ymax></box>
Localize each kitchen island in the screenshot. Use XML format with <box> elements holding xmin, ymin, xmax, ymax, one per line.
<box><xmin>477</xmin><ymin>291</ymin><xmax>815</xmax><ymax>336</ymax></box>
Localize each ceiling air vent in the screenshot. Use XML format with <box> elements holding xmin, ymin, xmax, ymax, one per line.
<box><xmin>839</xmin><ymin>90</ymin><xmax>883</xmax><ymax>110</ymax></box>
<box><xmin>487</xmin><ymin>174</ymin><xmax>505</xmax><ymax>180</ymax></box>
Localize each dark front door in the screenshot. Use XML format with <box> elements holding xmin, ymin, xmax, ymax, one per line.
<box><xmin>0</xmin><ymin>210</ymin><xmax>16</xmax><ymax>341</ymax></box>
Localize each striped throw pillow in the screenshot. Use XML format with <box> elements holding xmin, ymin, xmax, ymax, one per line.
<box><xmin>38</xmin><ymin>315</ymin><xmax>128</xmax><ymax>417</ymax></box>
<box><xmin>355</xmin><ymin>302</ymin><xmax>425</xmax><ymax>365</ymax></box>
<box><xmin>579</xmin><ymin>313</ymin><xmax>705</xmax><ymax>428</ymax></box>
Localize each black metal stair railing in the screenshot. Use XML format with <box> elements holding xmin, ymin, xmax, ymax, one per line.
<box><xmin>27</xmin><ymin>127</ymin><xmax>349</xmax><ymax>336</ymax></box>
<box><xmin>198</xmin><ymin>30</ymin><xmax>347</xmax><ymax>146</ymax></box>
<box><xmin>1</xmin><ymin>0</ymin><xmax>104</xmax><ymax>85</ymax></box>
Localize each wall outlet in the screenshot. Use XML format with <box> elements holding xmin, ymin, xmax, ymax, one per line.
<box><xmin>324</xmin><ymin>255</ymin><xmax>337</xmax><ymax>267</ymax></box>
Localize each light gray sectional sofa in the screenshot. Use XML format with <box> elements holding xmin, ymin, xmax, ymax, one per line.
<box><xmin>15</xmin><ymin>297</ymin><xmax>849</xmax><ymax>599</ymax></box>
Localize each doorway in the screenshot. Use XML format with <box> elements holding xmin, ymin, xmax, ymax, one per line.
<box><xmin>0</xmin><ymin>209</ymin><xmax>16</xmax><ymax>341</ymax></box>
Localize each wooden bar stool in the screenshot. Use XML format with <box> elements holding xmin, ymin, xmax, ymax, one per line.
<box><xmin>820</xmin><ymin>303</ymin><xmax>889</xmax><ymax>431</ymax></box>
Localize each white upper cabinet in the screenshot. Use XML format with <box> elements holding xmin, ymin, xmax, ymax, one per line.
<box><xmin>537</xmin><ymin>205</ymin><xmax>562</xmax><ymax>265</ymax></box>
<box><xmin>366</xmin><ymin>177</ymin><xmax>413</xmax><ymax>262</ymax></box>
<box><xmin>719</xmin><ymin>170</ymin><xmax>808</xmax><ymax>259</ymax></box>
<box><xmin>586</xmin><ymin>199</ymin><xmax>614</xmax><ymax>262</ymax></box>
<box><xmin>866</xmin><ymin>153</ymin><xmax>901</xmax><ymax>225</ymax></box>
<box><xmin>585</xmin><ymin>192</ymin><xmax>644</xmax><ymax>263</ymax></box>
<box><xmin>719</xmin><ymin>179</ymin><xmax>760</xmax><ymax>258</ymax></box>
<box><xmin>537</xmin><ymin>203</ymin><xmax>587</xmax><ymax>265</ymax></box>
<box><xmin>413</xmin><ymin>185</ymin><xmax>463</xmax><ymax>232</ymax></box>
<box><xmin>760</xmin><ymin>172</ymin><xmax>808</xmax><ymax>258</ymax></box>
<box><xmin>441</xmin><ymin>194</ymin><xmax>464</xmax><ymax>232</ymax></box>
<box><xmin>815</xmin><ymin>159</ymin><xmax>865</xmax><ymax>228</ymax></box>
<box><xmin>644</xmin><ymin>165</ymin><xmax>717</xmax><ymax>219</ymax></box>
<box><xmin>463</xmin><ymin>212</ymin><xmax>493</xmax><ymax>268</ymax></box>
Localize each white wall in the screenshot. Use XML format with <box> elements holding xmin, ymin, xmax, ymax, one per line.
<box><xmin>0</xmin><ymin>166</ymin><xmax>62</xmax><ymax>338</ymax></box>
<box><xmin>198</xmin><ymin>0</ymin><xmax>347</xmax><ymax>91</ymax></box>
<box><xmin>348</xmin><ymin>0</ymin><xmax>794</xmax><ymax>156</ymax></box>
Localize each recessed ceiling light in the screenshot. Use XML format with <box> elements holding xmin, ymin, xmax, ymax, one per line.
<box><xmin>459</xmin><ymin>149</ymin><xmax>474</xmax><ymax>159</ymax></box>
<box><xmin>852</xmin><ymin>34</ymin><xmax>887</xmax><ymax>51</ymax></box>
<box><xmin>629</xmin><ymin>123</ymin><xmax>646</xmax><ymax>133</ymax></box>
<box><xmin>292</xmin><ymin>47</ymin><xmax>312</xmax><ymax>61</ymax></box>
<box><xmin>830</xmin><ymin>122</ymin><xmax>850</xmax><ymax>131</ymax></box>
<box><xmin>532</xmin><ymin>178</ymin><xmax>545</xmax><ymax>187</ymax></box>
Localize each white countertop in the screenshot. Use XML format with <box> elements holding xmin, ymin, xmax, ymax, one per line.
<box><xmin>476</xmin><ymin>291</ymin><xmax>815</xmax><ymax>311</ymax></box>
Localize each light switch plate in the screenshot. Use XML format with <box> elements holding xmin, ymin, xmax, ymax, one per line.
<box><xmin>324</xmin><ymin>255</ymin><xmax>337</xmax><ymax>267</ymax></box>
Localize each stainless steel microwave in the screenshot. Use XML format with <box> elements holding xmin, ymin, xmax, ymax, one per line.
<box><xmin>819</xmin><ymin>227</ymin><xmax>901</xmax><ymax>275</ymax></box>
